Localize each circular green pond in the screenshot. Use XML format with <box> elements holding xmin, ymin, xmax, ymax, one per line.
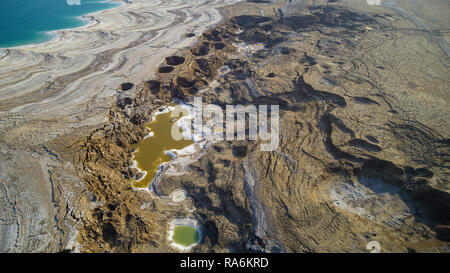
<box><xmin>172</xmin><ymin>225</ymin><xmax>200</xmax><ymax>247</ymax></box>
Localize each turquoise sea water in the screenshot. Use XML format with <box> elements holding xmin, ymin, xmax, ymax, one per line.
<box><xmin>0</xmin><ymin>0</ymin><xmax>120</xmax><ymax>48</ymax></box>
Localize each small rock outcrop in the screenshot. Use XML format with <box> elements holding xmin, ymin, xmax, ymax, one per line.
<box><xmin>119</xmin><ymin>82</ymin><xmax>134</xmax><ymax>91</ymax></box>
<box><xmin>165</xmin><ymin>56</ymin><xmax>185</xmax><ymax>66</ymax></box>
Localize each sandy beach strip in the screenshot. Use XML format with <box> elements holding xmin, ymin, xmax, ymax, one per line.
<box><xmin>0</xmin><ymin>0</ymin><xmax>242</xmax><ymax>117</ymax></box>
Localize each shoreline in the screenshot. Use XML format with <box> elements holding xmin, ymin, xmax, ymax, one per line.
<box><xmin>0</xmin><ymin>0</ymin><xmax>244</xmax><ymax>252</ymax></box>
<box><xmin>0</xmin><ymin>0</ymin><xmax>243</xmax><ymax>113</ymax></box>
<box><xmin>168</xmin><ymin>218</ymin><xmax>202</xmax><ymax>252</ymax></box>
<box><xmin>0</xmin><ymin>0</ymin><xmax>125</xmax><ymax>50</ymax></box>
<box><xmin>3</xmin><ymin>0</ymin><xmax>448</xmax><ymax>253</ymax></box>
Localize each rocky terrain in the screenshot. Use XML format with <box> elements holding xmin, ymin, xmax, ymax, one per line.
<box><xmin>62</xmin><ymin>0</ymin><xmax>450</xmax><ymax>252</ymax></box>
<box><xmin>0</xmin><ymin>0</ymin><xmax>242</xmax><ymax>252</ymax></box>
<box><xmin>1</xmin><ymin>0</ymin><xmax>449</xmax><ymax>252</ymax></box>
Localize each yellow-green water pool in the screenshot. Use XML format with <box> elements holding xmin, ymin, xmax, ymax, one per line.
<box><xmin>172</xmin><ymin>225</ymin><xmax>200</xmax><ymax>247</ymax></box>
<box><xmin>131</xmin><ymin>108</ymin><xmax>193</xmax><ymax>188</ymax></box>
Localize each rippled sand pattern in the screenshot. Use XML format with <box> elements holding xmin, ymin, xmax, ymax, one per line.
<box><xmin>0</xmin><ymin>0</ymin><xmax>241</xmax><ymax>115</ymax></box>
<box><xmin>0</xmin><ymin>0</ymin><xmax>240</xmax><ymax>252</ymax></box>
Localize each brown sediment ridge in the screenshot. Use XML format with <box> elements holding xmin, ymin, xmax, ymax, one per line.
<box><xmin>68</xmin><ymin>1</ymin><xmax>450</xmax><ymax>252</ymax></box>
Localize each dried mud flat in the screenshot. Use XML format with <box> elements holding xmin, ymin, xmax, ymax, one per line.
<box><xmin>1</xmin><ymin>0</ymin><xmax>450</xmax><ymax>252</ymax></box>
